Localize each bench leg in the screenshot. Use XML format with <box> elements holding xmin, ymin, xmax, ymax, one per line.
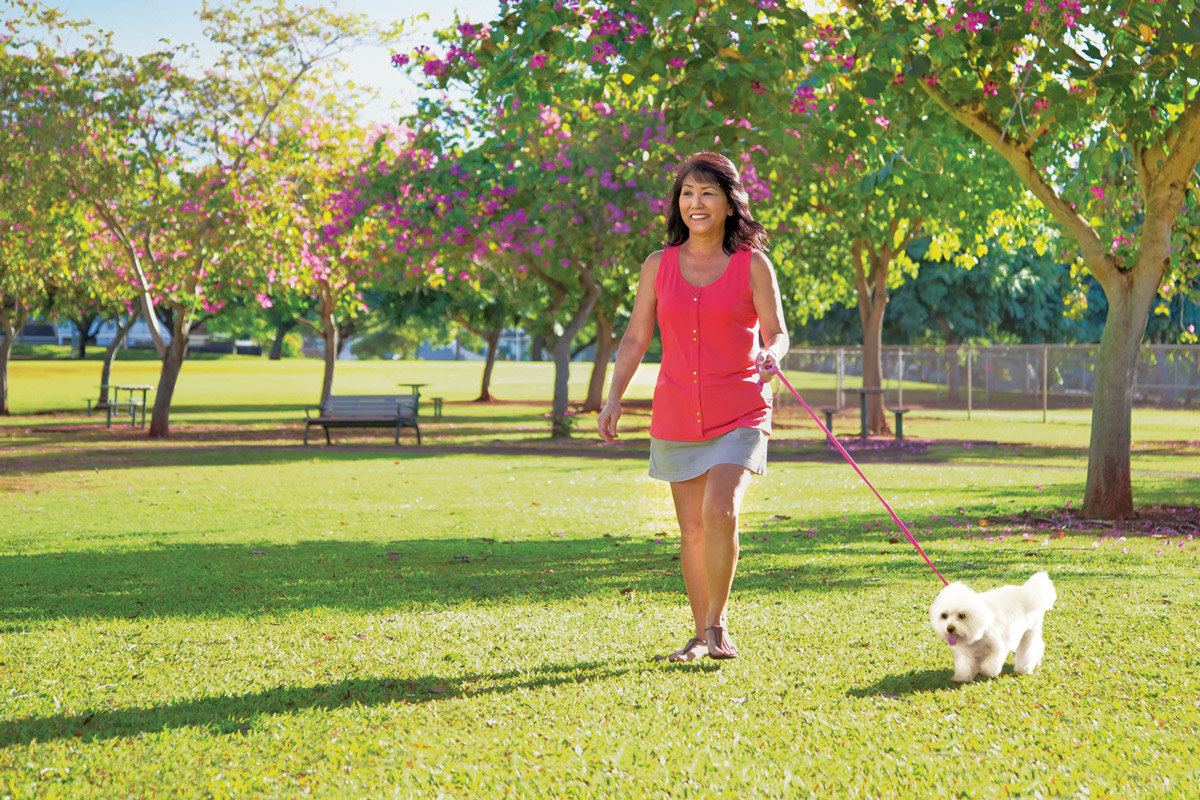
<box><xmin>822</xmin><ymin>410</ymin><xmax>834</xmax><ymax>431</ymax></box>
<box><xmin>415</xmin><ymin>425</ymin><xmax>421</xmax><ymax>445</ymax></box>
<box><xmin>304</xmin><ymin>422</ymin><xmax>310</xmax><ymax>445</ymax></box>
<box><xmin>324</xmin><ymin>426</ymin><xmax>332</xmax><ymax>445</ymax></box>
<box><xmin>894</xmin><ymin>413</ymin><xmax>905</xmax><ymax>442</ymax></box>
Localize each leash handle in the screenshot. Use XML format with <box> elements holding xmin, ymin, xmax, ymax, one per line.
<box><xmin>763</xmin><ymin>365</ymin><xmax>949</xmax><ymax>586</ymax></box>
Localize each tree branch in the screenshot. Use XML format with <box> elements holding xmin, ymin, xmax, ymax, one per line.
<box><xmin>919</xmin><ymin>79</ymin><xmax>1119</xmax><ymax>288</ymax></box>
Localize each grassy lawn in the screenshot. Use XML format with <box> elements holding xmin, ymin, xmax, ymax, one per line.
<box><xmin>2</xmin><ymin>358</ymin><xmax>1199</xmax><ymax>797</ymax></box>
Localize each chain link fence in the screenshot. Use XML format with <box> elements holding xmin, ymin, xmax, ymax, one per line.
<box><xmin>778</xmin><ymin>344</ymin><xmax>1200</xmax><ymax>415</ymax></box>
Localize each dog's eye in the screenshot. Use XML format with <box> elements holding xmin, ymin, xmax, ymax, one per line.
<box><xmin>940</xmin><ymin>612</ymin><xmax>948</xmax><ymax>619</ymax></box>
<box><xmin>958</xmin><ymin>613</ymin><xmax>966</xmax><ymax>620</ymax></box>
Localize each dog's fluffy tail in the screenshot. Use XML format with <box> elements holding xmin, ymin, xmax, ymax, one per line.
<box><xmin>1024</xmin><ymin>571</ymin><xmax>1057</xmax><ymax>610</ymax></box>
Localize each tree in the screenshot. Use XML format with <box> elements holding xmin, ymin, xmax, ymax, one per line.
<box><xmin>277</xmin><ymin>115</ymin><xmax>402</xmax><ymax>404</ymax></box>
<box><xmin>841</xmin><ymin>0</ymin><xmax>1200</xmax><ymax>518</ymax></box>
<box><xmin>41</xmin><ymin>1</ymin><xmax>391</xmax><ymax>437</ymax></box>
<box><xmin>394</xmin><ymin>20</ymin><xmax>680</xmax><ymax>435</ymax></box>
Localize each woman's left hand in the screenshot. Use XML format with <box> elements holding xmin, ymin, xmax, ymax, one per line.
<box><xmin>756</xmin><ymin>350</ymin><xmax>779</xmax><ymax>383</ymax></box>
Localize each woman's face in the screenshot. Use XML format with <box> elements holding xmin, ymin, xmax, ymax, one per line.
<box><xmin>678</xmin><ymin>173</ymin><xmax>731</xmax><ymax>238</ymax></box>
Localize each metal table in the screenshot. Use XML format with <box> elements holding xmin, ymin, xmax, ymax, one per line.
<box><xmin>844</xmin><ymin>387</ymin><xmax>883</xmax><ymax>439</ymax></box>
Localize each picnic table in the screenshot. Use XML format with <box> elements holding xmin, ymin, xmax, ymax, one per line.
<box><xmin>843</xmin><ymin>387</ymin><xmax>910</xmax><ymax>441</ymax></box>
<box><xmin>398</xmin><ymin>382</ymin><xmax>444</xmax><ymax>418</ymax></box>
<box><xmin>845</xmin><ymin>387</ymin><xmax>884</xmax><ymax>439</ymax></box>
<box><xmin>95</xmin><ymin>384</ymin><xmax>153</xmax><ymax>428</ymax></box>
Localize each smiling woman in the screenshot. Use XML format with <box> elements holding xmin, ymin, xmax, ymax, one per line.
<box><xmin>597</xmin><ymin>151</ymin><xmax>790</xmax><ymax>663</ymax></box>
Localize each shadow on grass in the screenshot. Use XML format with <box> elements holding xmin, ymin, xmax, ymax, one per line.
<box><xmin>847</xmin><ymin>668</ymin><xmax>962</xmax><ymax>697</ymax></box>
<box><xmin>0</xmin><ymin>536</ymin><xmax>874</xmax><ymax>628</ymax></box>
<box><xmin>8</xmin><ymin>430</ymin><xmax>1192</xmax><ymax>479</ymax></box>
<box><xmin>847</xmin><ymin>664</ymin><xmax>1034</xmax><ymax>698</ymax></box>
<box><xmin>0</xmin><ymin>660</ymin><xmax>635</xmax><ymax>747</ymax></box>
<box><xmin>0</xmin><ymin>527</ymin><xmax>1148</xmax><ymax>630</ymax></box>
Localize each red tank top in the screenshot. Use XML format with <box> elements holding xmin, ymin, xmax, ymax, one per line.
<box><xmin>650</xmin><ymin>245</ymin><xmax>772</xmax><ymax>441</ymax></box>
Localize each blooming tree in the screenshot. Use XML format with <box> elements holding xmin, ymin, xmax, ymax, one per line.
<box><xmin>839</xmin><ymin>0</ymin><xmax>1200</xmax><ymax>518</ymax></box>
<box><xmin>37</xmin><ymin>1</ymin><xmax>391</xmax><ymax>437</ymax></box>
<box><xmin>391</xmin><ymin>23</ymin><xmax>671</xmax><ymax>435</ymax></box>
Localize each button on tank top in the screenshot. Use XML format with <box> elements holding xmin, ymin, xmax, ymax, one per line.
<box><xmin>650</xmin><ymin>245</ymin><xmax>772</xmax><ymax>441</ymax></box>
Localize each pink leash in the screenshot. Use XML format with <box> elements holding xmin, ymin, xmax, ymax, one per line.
<box><xmin>763</xmin><ymin>365</ymin><xmax>949</xmax><ymax>586</ymax></box>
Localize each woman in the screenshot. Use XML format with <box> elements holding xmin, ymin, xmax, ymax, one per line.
<box><xmin>598</xmin><ymin>151</ymin><xmax>789</xmax><ymax>661</ymax></box>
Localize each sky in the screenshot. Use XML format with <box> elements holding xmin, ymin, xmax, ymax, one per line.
<box><xmin>46</xmin><ymin>1</ymin><xmax>837</xmax><ymax>121</ymax></box>
<box><xmin>48</xmin><ymin>0</ymin><xmax>503</xmax><ymax>121</ymax></box>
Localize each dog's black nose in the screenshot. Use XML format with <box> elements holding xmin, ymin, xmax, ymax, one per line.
<box><xmin>946</xmin><ymin>625</ymin><xmax>956</xmax><ymax>634</ymax></box>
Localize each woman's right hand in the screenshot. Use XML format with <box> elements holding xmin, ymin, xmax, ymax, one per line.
<box><xmin>597</xmin><ymin>400</ymin><xmax>621</xmax><ymax>444</ymax></box>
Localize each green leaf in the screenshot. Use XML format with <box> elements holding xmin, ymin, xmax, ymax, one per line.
<box><xmin>907</xmin><ymin>55</ymin><xmax>931</xmax><ymax>80</ymax></box>
<box><xmin>861</xmin><ymin>69</ymin><xmax>889</xmax><ymax>100</ymax></box>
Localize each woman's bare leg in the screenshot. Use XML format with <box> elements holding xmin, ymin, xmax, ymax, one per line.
<box><xmin>702</xmin><ymin>463</ymin><xmax>753</xmax><ymax>656</ymax></box>
<box><xmin>668</xmin><ymin>472</ymin><xmax>710</xmax><ymax>658</ymax></box>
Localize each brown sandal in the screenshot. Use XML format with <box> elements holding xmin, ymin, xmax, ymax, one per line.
<box><xmin>656</xmin><ymin>635</ymin><xmax>708</xmax><ymax>663</ymax></box>
<box><xmin>705</xmin><ymin>625</ymin><xmax>739</xmax><ymax>659</ymax></box>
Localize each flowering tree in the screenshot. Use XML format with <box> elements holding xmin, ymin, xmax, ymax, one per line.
<box><xmin>839</xmin><ymin>0</ymin><xmax>1200</xmax><ymax>518</ymax></box>
<box><xmin>0</xmin><ymin>3</ymin><xmax>83</xmax><ymax>413</ymax></box>
<box><xmin>387</xmin><ymin>25</ymin><xmax>671</xmax><ymax>435</ymax></box>
<box><xmin>445</xmin><ymin>1</ymin><xmax>1030</xmax><ymax>433</ymax></box>
<box><xmin>269</xmin><ymin>113</ymin><xmax>405</xmax><ymax>404</ymax></box>
<box><xmin>36</xmin><ymin>1</ymin><xmax>390</xmax><ymax>437</ymax></box>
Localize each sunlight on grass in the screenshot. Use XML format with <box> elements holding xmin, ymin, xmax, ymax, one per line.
<box><xmin>1</xmin><ymin>358</ymin><xmax>1198</xmax><ymax>796</ymax></box>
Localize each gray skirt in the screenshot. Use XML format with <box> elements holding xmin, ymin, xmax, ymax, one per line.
<box><xmin>648</xmin><ymin>427</ymin><xmax>768</xmax><ymax>482</ymax></box>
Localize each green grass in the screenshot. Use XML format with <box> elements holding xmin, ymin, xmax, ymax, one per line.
<box><xmin>2</xmin><ymin>360</ymin><xmax>1199</xmax><ymax>797</ymax></box>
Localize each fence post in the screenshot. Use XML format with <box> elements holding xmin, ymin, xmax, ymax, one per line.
<box><xmin>936</xmin><ymin>349</ymin><xmax>942</xmax><ymax>407</ymax></box>
<box><xmin>967</xmin><ymin>346</ymin><xmax>972</xmax><ymax>420</ymax></box>
<box><xmin>1042</xmin><ymin>344</ymin><xmax>1048</xmax><ymax>423</ymax></box>
<box><xmin>836</xmin><ymin>348</ymin><xmax>845</xmax><ymax>408</ymax></box>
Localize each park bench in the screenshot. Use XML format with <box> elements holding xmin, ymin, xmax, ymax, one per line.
<box><xmin>819</xmin><ymin>407</ymin><xmax>838</xmax><ymax>432</ymax></box>
<box><xmin>303</xmin><ymin>394</ymin><xmax>421</xmax><ymax>445</ymax></box>
<box><xmin>890</xmin><ymin>408</ymin><xmax>910</xmax><ymax>441</ymax></box>
<box><xmin>101</xmin><ymin>400</ymin><xmax>139</xmax><ymax>428</ymax></box>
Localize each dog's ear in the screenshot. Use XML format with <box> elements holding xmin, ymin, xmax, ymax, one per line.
<box><xmin>971</xmin><ymin>597</ymin><xmax>996</xmax><ymax>636</ymax></box>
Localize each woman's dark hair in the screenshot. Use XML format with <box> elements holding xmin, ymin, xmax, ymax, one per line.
<box><xmin>665</xmin><ymin>151</ymin><xmax>769</xmax><ymax>254</ymax></box>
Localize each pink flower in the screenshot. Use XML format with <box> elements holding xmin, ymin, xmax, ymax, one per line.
<box><xmin>983</xmin><ymin>82</ymin><xmax>998</xmax><ymax>96</ymax></box>
<box><xmin>530</xmin><ymin>53</ymin><xmax>548</xmax><ymax>69</ymax></box>
<box><xmin>668</xmin><ymin>57</ymin><xmax>685</xmax><ymax>69</ymax></box>
<box><xmin>390</xmin><ymin>53</ymin><xmax>409</xmax><ymax>67</ymax></box>
<box><xmin>256</xmin><ymin>293</ymin><xmax>273</xmax><ymax>309</ymax></box>
<box><xmin>1091</xmin><ymin>186</ymin><xmax>1105</xmax><ymax>200</ymax></box>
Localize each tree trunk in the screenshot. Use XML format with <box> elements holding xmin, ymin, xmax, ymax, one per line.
<box><xmin>530</xmin><ymin>333</ymin><xmax>545</xmax><ymax>362</ymax></box>
<box><xmin>540</xmin><ymin>269</ymin><xmax>601</xmax><ymax>438</ymax></box>
<box><xmin>548</xmin><ymin>336</ymin><xmax>575</xmax><ymax>438</ymax></box>
<box><xmin>859</xmin><ymin>296</ymin><xmax>889</xmax><ymax>434</ymax></box>
<box><xmin>269</xmin><ymin>320</ymin><xmax>296</xmax><ymax>360</ymax></box>
<box><xmin>853</xmin><ymin>240</ymin><xmax>890</xmax><ymax>435</ymax></box>
<box><xmin>475</xmin><ymin>327</ymin><xmax>501</xmax><ymax>402</ymax></box>
<box><xmin>583</xmin><ymin>315</ymin><xmax>619</xmax><ymax>413</ymax></box>
<box><xmin>0</xmin><ymin>303</ymin><xmax>27</xmax><ymax>416</ymax></box>
<box><xmin>1082</xmin><ymin>261</ymin><xmax>1163</xmax><ymax>520</ymax></box>
<box><xmin>72</xmin><ymin>313</ymin><xmax>99</xmax><ymax>360</ymax></box>
<box><xmin>0</xmin><ymin>320</ymin><xmax>13</xmax><ymax>416</ymax></box>
<box><xmin>336</xmin><ymin>318</ymin><xmax>356</xmax><ymax>357</ymax></box>
<box><xmin>321</xmin><ymin>322</ymin><xmax>338</xmax><ymax>406</ymax></box>
<box><xmin>98</xmin><ymin>313</ymin><xmax>139</xmax><ymax>409</ymax></box>
<box><xmin>148</xmin><ymin>313</ymin><xmax>191</xmax><ymax>438</ymax></box>
<box><xmin>74</xmin><ymin>320</ymin><xmax>87</xmax><ymax>360</ymax></box>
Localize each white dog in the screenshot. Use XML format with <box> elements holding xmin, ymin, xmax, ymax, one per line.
<box><xmin>929</xmin><ymin>571</ymin><xmax>1057</xmax><ymax>682</ymax></box>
